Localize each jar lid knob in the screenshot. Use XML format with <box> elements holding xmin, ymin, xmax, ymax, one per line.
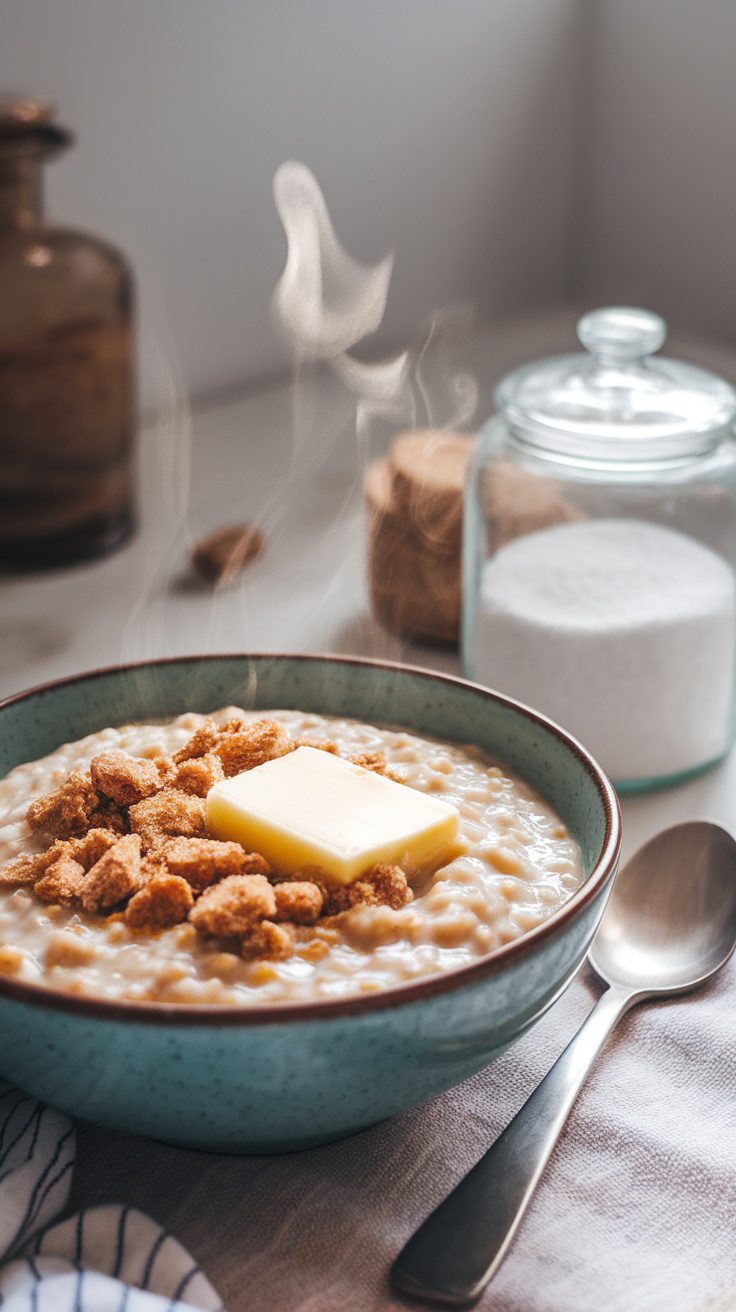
<box><xmin>577</xmin><ymin>306</ymin><xmax>667</xmax><ymax>365</ymax></box>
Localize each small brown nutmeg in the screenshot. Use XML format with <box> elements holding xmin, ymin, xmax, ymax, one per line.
<box><xmin>191</xmin><ymin>523</ymin><xmax>264</xmax><ymax>588</ymax></box>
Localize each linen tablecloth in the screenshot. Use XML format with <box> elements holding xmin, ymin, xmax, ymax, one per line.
<box><xmin>4</xmin><ymin>958</ymin><xmax>733</xmax><ymax>1311</ymax></box>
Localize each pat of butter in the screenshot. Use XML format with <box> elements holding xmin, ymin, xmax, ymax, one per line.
<box><xmin>206</xmin><ymin>746</ymin><xmax>460</xmax><ymax>884</ymax></box>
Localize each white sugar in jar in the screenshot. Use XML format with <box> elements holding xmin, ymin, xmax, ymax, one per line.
<box><xmin>463</xmin><ymin>308</ymin><xmax>736</xmax><ymax>791</ymax></box>
<box><xmin>473</xmin><ymin>520</ymin><xmax>736</xmax><ymax>784</ymax></box>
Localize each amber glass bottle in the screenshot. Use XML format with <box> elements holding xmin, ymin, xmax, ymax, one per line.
<box><xmin>0</xmin><ymin>96</ymin><xmax>135</xmax><ymax>568</ymax></box>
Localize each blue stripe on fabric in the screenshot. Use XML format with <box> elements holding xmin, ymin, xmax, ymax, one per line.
<box><xmin>74</xmin><ymin>1269</ymin><xmax>84</xmax><ymax>1312</ymax></box>
<box><xmin>28</xmin><ymin>1157</ymin><xmax>74</xmax><ymax>1235</ymax></box>
<box><xmin>74</xmin><ymin>1208</ymin><xmax>85</xmax><ymax>1268</ymax></box>
<box><xmin>141</xmin><ymin>1227</ymin><xmax>168</xmax><ymax>1289</ymax></box>
<box><xmin>171</xmin><ymin>1263</ymin><xmax>201</xmax><ymax>1303</ymax></box>
<box><xmin>112</xmin><ymin>1205</ymin><xmax>131</xmax><ymax>1280</ymax></box>
<box><xmin>23</xmin><ymin>1258</ymin><xmax>41</xmax><ymax>1312</ymax></box>
<box><xmin>26</xmin><ymin>1104</ymin><xmax>45</xmax><ymax>1161</ymax></box>
<box><xmin>0</xmin><ymin>1097</ymin><xmax>32</xmax><ymax>1158</ymax></box>
<box><xmin>119</xmin><ymin>1283</ymin><xmax>131</xmax><ymax>1312</ymax></box>
<box><xmin>0</xmin><ymin>1102</ymin><xmax>43</xmax><ymax>1169</ymax></box>
<box><xmin>5</xmin><ymin>1123</ymin><xmax>74</xmax><ymax>1253</ymax></box>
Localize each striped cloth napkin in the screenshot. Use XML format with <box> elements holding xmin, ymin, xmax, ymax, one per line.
<box><xmin>0</xmin><ymin>1081</ymin><xmax>222</xmax><ymax>1312</ymax></box>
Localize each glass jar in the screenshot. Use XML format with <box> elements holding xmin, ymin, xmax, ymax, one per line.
<box><xmin>463</xmin><ymin>306</ymin><xmax>736</xmax><ymax>792</ymax></box>
<box><xmin>0</xmin><ymin>95</ymin><xmax>135</xmax><ymax>569</ymax></box>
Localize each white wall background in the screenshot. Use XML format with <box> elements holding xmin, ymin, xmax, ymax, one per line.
<box><xmin>0</xmin><ymin>0</ymin><xmax>582</xmax><ymax>405</ymax></box>
<box><xmin>577</xmin><ymin>0</ymin><xmax>736</xmax><ymax>349</ymax></box>
<box><xmin>2</xmin><ymin>0</ymin><xmax>735</xmax><ymax>407</ymax></box>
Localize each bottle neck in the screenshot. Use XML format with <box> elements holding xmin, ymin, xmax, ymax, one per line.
<box><xmin>0</xmin><ymin>159</ymin><xmax>43</xmax><ymax>229</ymax></box>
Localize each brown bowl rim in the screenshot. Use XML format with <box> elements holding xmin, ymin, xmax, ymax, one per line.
<box><xmin>0</xmin><ymin>653</ymin><xmax>621</xmax><ymax>1026</ymax></box>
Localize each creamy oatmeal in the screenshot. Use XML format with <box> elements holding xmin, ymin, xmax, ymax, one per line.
<box><xmin>0</xmin><ymin>708</ymin><xmax>582</xmax><ymax>1006</ymax></box>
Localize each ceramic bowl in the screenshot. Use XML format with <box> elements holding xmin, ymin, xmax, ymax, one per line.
<box><xmin>0</xmin><ymin>654</ymin><xmax>620</xmax><ymax>1153</ymax></box>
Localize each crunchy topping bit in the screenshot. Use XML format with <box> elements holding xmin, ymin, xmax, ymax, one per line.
<box><xmin>172</xmin><ymin>720</ymin><xmax>220</xmax><ymax>765</ymax></box>
<box><xmin>364</xmin><ymin>863</ymin><xmax>414</xmax><ymax>909</ymax></box>
<box><xmin>325</xmin><ymin>864</ymin><xmax>413</xmax><ymax>914</ymax></box>
<box><xmin>128</xmin><ymin>789</ymin><xmax>206</xmax><ymax>850</ymax></box>
<box><xmin>273</xmin><ymin>880</ymin><xmax>324</xmax><ymax>925</ymax></box>
<box><xmin>80</xmin><ymin>834</ymin><xmax>143</xmax><ymax>913</ymax></box>
<box><xmin>0</xmin><ymin>831</ymin><xmax>116</xmax><ymax>892</ymax></box>
<box><xmin>349</xmin><ymin>750</ymin><xmax>406</xmax><ymax>784</ymax></box>
<box><xmin>214</xmin><ymin>719</ymin><xmax>292</xmax><ymax>777</ymax></box>
<box><xmin>293</xmin><ymin>737</ymin><xmax>338</xmax><ymax>754</ymax></box>
<box><xmin>34</xmin><ymin>853</ymin><xmax>87</xmax><ymax>905</ymax></box>
<box><xmin>0</xmin><ymin>856</ymin><xmax>36</xmax><ymax>889</ymax></box>
<box><xmin>189</xmin><ymin>873</ymin><xmax>276</xmax><ymax>938</ymax></box>
<box><xmin>69</xmin><ymin>827</ymin><xmax>120</xmax><ymax>871</ymax></box>
<box><xmin>350</xmin><ymin>750</ymin><xmax>388</xmax><ymax>773</ymax></box>
<box><xmin>125</xmin><ymin>874</ymin><xmax>194</xmax><ymax>931</ymax></box>
<box><xmin>0</xmin><ymin>846</ymin><xmax>61</xmax><ymax>888</ymax></box>
<box><xmin>218</xmin><ymin>717</ymin><xmax>247</xmax><ymax>734</ymax></box>
<box><xmin>174</xmin><ymin>752</ymin><xmax>224</xmax><ymax>797</ymax></box>
<box><xmin>26</xmin><ymin>771</ymin><xmax>100</xmax><ymax>839</ymax></box>
<box><xmin>90</xmin><ymin>751</ymin><xmax>169</xmax><ymax>807</ymax></box>
<box><xmin>155</xmin><ymin>756</ymin><xmax>177</xmax><ymax>783</ymax></box>
<box><xmin>321</xmin><ymin>885</ymin><xmax>352</xmax><ymax>915</ymax></box>
<box><xmin>141</xmin><ymin>851</ymin><xmax>168</xmax><ymax>880</ymax></box>
<box><xmin>161</xmin><ymin>837</ymin><xmax>267</xmax><ymax>890</ymax></box>
<box><xmin>89</xmin><ymin>798</ymin><xmax>129</xmax><ymax>835</ymax></box>
<box><xmin>240</xmin><ymin>852</ymin><xmax>271</xmax><ymax>877</ymax></box>
<box><xmin>241</xmin><ymin>920</ymin><xmax>294</xmax><ymax>961</ymax></box>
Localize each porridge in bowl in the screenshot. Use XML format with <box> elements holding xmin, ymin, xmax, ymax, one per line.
<box><xmin>0</xmin><ymin>708</ymin><xmax>582</xmax><ymax>1006</ymax></box>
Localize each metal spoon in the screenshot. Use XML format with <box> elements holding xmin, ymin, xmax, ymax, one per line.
<box><xmin>392</xmin><ymin>821</ymin><xmax>736</xmax><ymax>1306</ymax></box>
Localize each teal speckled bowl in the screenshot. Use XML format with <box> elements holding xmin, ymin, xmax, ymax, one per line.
<box><xmin>0</xmin><ymin>655</ymin><xmax>621</xmax><ymax>1153</ymax></box>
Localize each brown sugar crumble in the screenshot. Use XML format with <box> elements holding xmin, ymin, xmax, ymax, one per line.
<box><xmin>172</xmin><ymin>720</ymin><xmax>220</xmax><ymax>765</ymax></box>
<box><xmin>189</xmin><ymin>874</ymin><xmax>277</xmax><ymax>938</ymax></box>
<box><xmin>241</xmin><ymin>920</ymin><xmax>293</xmax><ymax>961</ymax></box>
<box><xmin>27</xmin><ymin>771</ymin><xmax>100</xmax><ymax>838</ymax></box>
<box><xmin>161</xmin><ymin>837</ymin><xmax>268</xmax><ymax>890</ymax></box>
<box><xmin>349</xmin><ymin>751</ymin><xmax>406</xmax><ymax>785</ymax></box>
<box><xmin>90</xmin><ymin>751</ymin><xmax>172</xmax><ymax>807</ymax></box>
<box><xmin>125</xmin><ymin>874</ymin><xmax>194</xmax><ymax>931</ymax></box>
<box><xmin>214</xmin><ymin>720</ymin><xmax>292</xmax><ymax>777</ymax></box>
<box><xmin>174</xmin><ymin>753</ymin><xmax>224</xmax><ymax>797</ymax></box>
<box><xmin>128</xmin><ymin>790</ymin><xmax>206</xmax><ymax>850</ymax></box>
<box><xmin>188</xmin><ymin>871</ymin><xmax>278</xmax><ymax>944</ymax></box>
<box><xmin>80</xmin><ymin>834</ymin><xmax>144</xmax><ymax>913</ymax></box>
<box><xmin>273</xmin><ymin>880</ymin><xmax>324</xmax><ymax>924</ymax></box>
<box><xmin>0</xmin><ymin>847</ymin><xmax>59</xmax><ymax>888</ymax></box>
<box><xmin>324</xmin><ymin>864</ymin><xmax>413</xmax><ymax>914</ymax></box>
<box><xmin>1</xmin><ymin>715</ymin><xmax>420</xmax><ymax>963</ymax></box>
<box><xmin>34</xmin><ymin>853</ymin><xmax>87</xmax><ymax>905</ymax></box>
<box><xmin>293</xmin><ymin>737</ymin><xmax>338</xmax><ymax>754</ymax></box>
<box><xmin>71</xmin><ymin>828</ymin><xmax>121</xmax><ymax>870</ymax></box>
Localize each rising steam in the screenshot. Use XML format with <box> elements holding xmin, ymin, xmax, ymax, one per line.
<box><xmin>273</xmin><ymin>161</ymin><xmax>400</xmax><ymax>362</ymax></box>
<box><xmin>272</xmin><ymin>161</ymin><xmax>476</xmax><ymax>438</ymax></box>
<box><xmin>119</xmin><ymin>161</ymin><xmax>478</xmax><ymax>676</ymax></box>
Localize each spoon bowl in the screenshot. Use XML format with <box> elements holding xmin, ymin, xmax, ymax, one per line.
<box><xmin>590</xmin><ymin>821</ymin><xmax>736</xmax><ymax>995</ymax></box>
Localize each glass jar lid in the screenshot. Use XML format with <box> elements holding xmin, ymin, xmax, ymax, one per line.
<box><xmin>496</xmin><ymin>307</ymin><xmax>736</xmax><ymax>464</ymax></box>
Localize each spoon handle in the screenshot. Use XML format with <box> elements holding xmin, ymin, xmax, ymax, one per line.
<box><xmin>392</xmin><ymin>984</ymin><xmax>636</xmax><ymax>1306</ymax></box>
